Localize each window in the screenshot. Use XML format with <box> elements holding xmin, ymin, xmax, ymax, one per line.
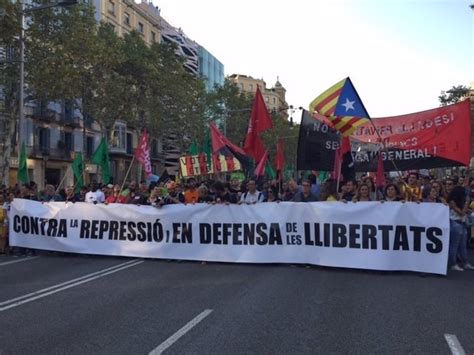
<box><xmin>138</xmin><ymin>22</ymin><xmax>144</xmax><ymax>33</ymax></box>
<box><xmin>124</xmin><ymin>12</ymin><xmax>130</xmax><ymax>26</ymax></box>
<box><xmin>64</xmin><ymin>100</ymin><xmax>73</xmax><ymax>122</ymax></box>
<box><xmin>38</xmin><ymin>128</ymin><xmax>50</xmax><ymax>153</ymax></box>
<box><xmin>249</xmin><ymin>84</ymin><xmax>253</xmax><ymax>91</ymax></box>
<box><xmin>151</xmin><ymin>31</ymin><xmax>156</xmax><ymax>43</ymax></box>
<box><xmin>107</xmin><ymin>0</ymin><xmax>115</xmax><ymax>15</ymax></box>
<box><xmin>239</xmin><ymin>83</ymin><xmax>244</xmax><ymax>90</ymax></box>
<box><xmin>265</xmin><ymin>96</ymin><xmax>269</xmax><ymax>103</ymax></box>
<box><xmin>126</xmin><ymin>133</ymin><xmax>133</xmax><ymax>155</ymax></box>
<box><xmin>64</xmin><ymin>132</ymin><xmax>73</xmax><ymax>152</ymax></box>
<box><xmin>272</xmin><ymin>97</ymin><xmax>276</xmax><ymax>104</ymax></box>
<box><xmin>111</xmin><ymin>123</ymin><xmax>126</xmax><ymax>150</ymax></box>
<box><xmin>86</xmin><ymin>136</ymin><xmax>94</xmax><ymax>157</ymax></box>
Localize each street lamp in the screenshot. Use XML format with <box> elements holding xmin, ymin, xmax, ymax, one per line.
<box><xmin>18</xmin><ymin>0</ymin><xmax>78</xmax><ymax>148</ymax></box>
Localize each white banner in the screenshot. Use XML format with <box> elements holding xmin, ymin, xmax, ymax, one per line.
<box><xmin>9</xmin><ymin>199</ymin><xmax>450</xmax><ymax>274</ymax></box>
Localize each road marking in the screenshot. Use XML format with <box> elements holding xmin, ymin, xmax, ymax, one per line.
<box><xmin>149</xmin><ymin>309</ymin><xmax>213</xmax><ymax>355</ymax></box>
<box><xmin>0</xmin><ymin>259</ymin><xmax>144</xmax><ymax>312</ymax></box>
<box><xmin>444</xmin><ymin>334</ymin><xmax>466</xmax><ymax>355</ymax></box>
<box><xmin>0</xmin><ymin>256</ymin><xmax>40</xmax><ymax>267</ymax></box>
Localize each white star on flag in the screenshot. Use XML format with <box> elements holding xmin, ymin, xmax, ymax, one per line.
<box><xmin>341</xmin><ymin>98</ymin><xmax>355</xmax><ymax>112</ymax></box>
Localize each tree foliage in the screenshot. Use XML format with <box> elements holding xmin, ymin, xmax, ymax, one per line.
<box><xmin>1</xmin><ymin>0</ymin><xmax>298</xmax><ymax>183</ymax></box>
<box><xmin>439</xmin><ymin>85</ymin><xmax>470</xmax><ymax>106</ymax></box>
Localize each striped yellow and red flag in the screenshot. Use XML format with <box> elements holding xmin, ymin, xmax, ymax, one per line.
<box><xmin>309</xmin><ymin>77</ymin><xmax>370</xmax><ymax>137</ymax></box>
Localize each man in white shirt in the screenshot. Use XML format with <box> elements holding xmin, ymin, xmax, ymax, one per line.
<box><xmin>240</xmin><ymin>179</ymin><xmax>264</xmax><ymax>204</ymax></box>
<box><xmin>85</xmin><ymin>183</ymin><xmax>105</xmax><ymax>203</ymax></box>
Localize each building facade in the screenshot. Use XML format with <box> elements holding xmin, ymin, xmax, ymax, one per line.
<box><xmin>198</xmin><ymin>46</ymin><xmax>224</xmax><ymax>92</ymax></box>
<box><xmin>94</xmin><ymin>0</ymin><xmax>161</xmax><ymax>45</ymax></box>
<box><xmin>228</xmin><ymin>74</ymin><xmax>288</xmax><ymax>113</ymax></box>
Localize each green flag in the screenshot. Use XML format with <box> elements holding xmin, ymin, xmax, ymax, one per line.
<box><xmin>72</xmin><ymin>152</ymin><xmax>84</xmax><ymax>193</ymax></box>
<box><xmin>189</xmin><ymin>140</ymin><xmax>199</xmax><ymax>155</ymax></box>
<box><xmin>91</xmin><ymin>137</ymin><xmax>111</xmax><ymax>184</ymax></box>
<box><xmin>18</xmin><ymin>142</ymin><xmax>29</xmax><ymax>183</ymax></box>
<box><xmin>265</xmin><ymin>163</ymin><xmax>276</xmax><ymax>179</ymax></box>
<box><xmin>318</xmin><ymin>171</ymin><xmax>330</xmax><ymax>183</ymax></box>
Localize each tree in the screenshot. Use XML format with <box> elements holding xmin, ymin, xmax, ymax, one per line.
<box><xmin>439</xmin><ymin>85</ymin><xmax>470</xmax><ymax>106</ymax></box>
<box><xmin>205</xmin><ymin>78</ymin><xmax>253</xmax><ymax>146</ymax></box>
<box><xmin>0</xmin><ymin>0</ymin><xmax>21</xmax><ymax>185</ymax></box>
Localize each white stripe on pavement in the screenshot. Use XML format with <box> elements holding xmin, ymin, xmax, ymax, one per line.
<box><xmin>444</xmin><ymin>334</ymin><xmax>466</xmax><ymax>355</ymax></box>
<box><xmin>0</xmin><ymin>259</ymin><xmax>144</xmax><ymax>312</ymax></box>
<box><xmin>0</xmin><ymin>256</ymin><xmax>40</xmax><ymax>267</ymax></box>
<box><xmin>149</xmin><ymin>309</ymin><xmax>213</xmax><ymax>355</ymax></box>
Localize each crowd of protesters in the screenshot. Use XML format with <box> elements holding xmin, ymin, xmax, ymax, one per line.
<box><xmin>0</xmin><ymin>171</ymin><xmax>473</xmax><ymax>272</ymax></box>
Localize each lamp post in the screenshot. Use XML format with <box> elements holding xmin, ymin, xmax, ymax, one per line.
<box><xmin>18</xmin><ymin>0</ymin><xmax>78</xmax><ymax>148</ymax></box>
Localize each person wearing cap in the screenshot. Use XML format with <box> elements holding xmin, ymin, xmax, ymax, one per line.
<box><xmin>164</xmin><ymin>181</ymin><xmax>185</xmax><ymax>204</ymax></box>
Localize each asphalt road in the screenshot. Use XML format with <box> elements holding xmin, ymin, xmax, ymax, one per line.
<box><xmin>0</xmin><ymin>252</ymin><xmax>473</xmax><ymax>354</ymax></box>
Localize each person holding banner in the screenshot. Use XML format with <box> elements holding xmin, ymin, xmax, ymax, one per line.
<box><xmin>105</xmin><ymin>185</ymin><xmax>126</xmax><ymax>204</ymax></box>
<box><xmin>402</xmin><ymin>173</ymin><xmax>422</xmax><ymax>202</ymax></box>
<box><xmin>447</xmin><ymin>186</ymin><xmax>474</xmax><ymax>271</ymax></box>
<box><xmin>214</xmin><ymin>181</ymin><xmax>237</xmax><ymax>204</ymax></box>
<box><xmin>197</xmin><ymin>185</ymin><xmax>214</xmax><ymax>203</ymax></box>
<box><xmin>292</xmin><ymin>179</ymin><xmax>318</xmax><ymax>202</ymax></box>
<box><xmin>164</xmin><ymin>181</ymin><xmax>185</xmax><ymax>205</ymax></box>
<box><xmin>264</xmin><ymin>186</ymin><xmax>280</xmax><ymax>203</ymax></box>
<box><xmin>184</xmin><ymin>178</ymin><xmax>199</xmax><ymax>204</ymax></box>
<box><xmin>320</xmin><ymin>179</ymin><xmax>338</xmax><ymax>201</ymax></box>
<box><xmin>382</xmin><ymin>184</ymin><xmax>402</xmax><ymax>202</ymax></box>
<box><xmin>147</xmin><ymin>186</ymin><xmax>165</xmax><ymax>208</ymax></box>
<box><xmin>353</xmin><ymin>183</ymin><xmax>371</xmax><ymax>202</ymax></box>
<box><xmin>240</xmin><ymin>180</ymin><xmax>264</xmax><ymax>204</ymax></box>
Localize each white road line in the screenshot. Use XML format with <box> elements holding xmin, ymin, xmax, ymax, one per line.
<box><xmin>149</xmin><ymin>309</ymin><xmax>213</xmax><ymax>355</ymax></box>
<box><xmin>0</xmin><ymin>256</ymin><xmax>40</xmax><ymax>267</ymax></box>
<box><xmin>444</xmin><ymin>334</ymin><xmax>466</xmax><ymax>355</ymax></box>
<box><xmin>0</xmin><ymin>259</ymin><xmax>144</xmax><ymax>312</ymax></box>
<box><xmin>0</xmin><ymin>258</ymin><xmax>140</xmax><ymax>307</ymax></box>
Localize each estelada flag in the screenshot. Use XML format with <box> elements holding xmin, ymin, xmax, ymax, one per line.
<box><xmin>309</xmin><ymin>77</ymin><xmax>370</xmax><ymax>137</ymax></box>
<box><xmin>244</xmin><ymin>86</ymin><xmax>273</xmax><ymax>161</ymax></box>
<box><xmin>135</xmin><ymin>129</ymin><xmax>152</xmax><ymax>178</ymax></box>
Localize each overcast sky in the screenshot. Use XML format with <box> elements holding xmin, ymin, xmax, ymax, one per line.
<box><xmin>154</xmin><ymin>0</ymin><xmax>473</xmax><ymax>118</ymax></box>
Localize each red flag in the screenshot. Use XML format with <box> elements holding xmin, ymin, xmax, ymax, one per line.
<box><xmin>244</xmin><ymin>133</ymin><xmax>266</xmax><ymax>162</ymax></box>
<box><xmin>210</xmin><ymin>123</ymin><xmax>246</xmax><ymax>156</ymax></box>
<box><xmin>244</xmin><ymin>86</ymin><xmax>273</xmax><ymax>161</ymax></box>
<box><xmin>135</xmin><ymin>129</ymin><xmax>152</xmax><ymax>178</ymax></box>
<box><xmin>250</xmin><ymin>86</ymin><xmax>273</xmax><ymax>133</ymax></box>
<box><xmin>254</xmin><ymin>150</ymin><xmax>269</xmax><ymax>177</ymax></box>
<box><xmin>376</xmin><ymin>152</ymin><xmax>385</xmax><ymax>188</ymax></box>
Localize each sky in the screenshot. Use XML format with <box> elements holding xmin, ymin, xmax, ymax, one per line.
<box><xmin>154</xmin><ymin>0</ymin><xmax>473</xmax><ymax>118</ymax></box>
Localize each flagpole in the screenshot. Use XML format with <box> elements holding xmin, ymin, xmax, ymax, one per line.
<box><xmin>336</xmin><ymin>154</ymin><xmax>342</xmax><ymax>193</ymax></box>
<box><xmin>54</xmin><ymin>166</ymin><xmax>71</xmax><ymax>196</ymax></box>
<box><xmin>118</xmin><ymin>155</ymin><xmax>136</xmax><ymax>197</ymax></box>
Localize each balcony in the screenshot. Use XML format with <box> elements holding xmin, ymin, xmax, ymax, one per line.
<box><xmin>31</xmin><ymin>145</ymin><xmax>74</xmax><ymax>160</ymax></box>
